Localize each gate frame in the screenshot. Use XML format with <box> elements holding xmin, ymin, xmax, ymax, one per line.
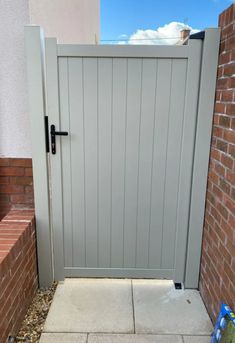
<box><xmin>25</xmin><ymin>26</ymin><xmax>220</xmax><ymax>288</ymax></box>
<box><xmin>185</xmin><ymin>29</ymin><xmax>220</xmax><ymax>288</ymax></box>
<box><xmin>25</xmin><ymin>26</ymin><xmax>53</xmax><ymax>287</ymax></box>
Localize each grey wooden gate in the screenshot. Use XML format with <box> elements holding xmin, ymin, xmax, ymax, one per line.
<box><xmin>25</xmin><ymin>27</ymin><xmax>220</xmax><ymax>287</ymax></box>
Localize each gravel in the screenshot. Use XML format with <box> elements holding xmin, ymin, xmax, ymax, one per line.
<box><xmin>14</xmin><ymin>283</ymin><xmax>57</xmax><ymax>343</ymax></box>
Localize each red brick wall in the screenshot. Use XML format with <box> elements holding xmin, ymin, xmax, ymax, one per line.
<box><xmin>0</xmin><ymin>210</ymin><xmax>38</xmax><ymax>343</ymax></box>
<box><xmin>0</xmin><ymin>158</ymin><xmax>34</xmax><ymax>220</ymax></box>
<box><xmin>200</xmin><ymin>4</ymin><xmax>235</xmax><ymax>322</ymax></box>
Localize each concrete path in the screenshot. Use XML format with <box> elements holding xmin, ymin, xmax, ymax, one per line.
<box><xmin>40</xmin><ymin>279</ymin><xmax>213</xmax><ymax>342</ymax></box>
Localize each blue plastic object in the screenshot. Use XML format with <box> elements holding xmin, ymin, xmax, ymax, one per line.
<box><xmin>211</xmin><ymin>303</ymin><xmax>235</xmax><ymax>343</ymax></box>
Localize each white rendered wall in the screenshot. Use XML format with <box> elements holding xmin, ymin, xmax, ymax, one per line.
<box><xmin>0</xmin><ymin>0</ymin><xmax>100</xmax><ymax>158</ymax></box>
<box><xmin>0</xmin><ymin>0</ymin><xmax>31</xmax><ymax>157</ymax></box>
<box><xmin>29</xmin><ymin>0</ymin><xmax>100</xmax><ymax>44</ymax></box>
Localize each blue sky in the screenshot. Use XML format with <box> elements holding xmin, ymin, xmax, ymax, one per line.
<box><xmin>101</xmin><ymin>0</ymin><xmax>231</xmax><ymax>42</ymax></box>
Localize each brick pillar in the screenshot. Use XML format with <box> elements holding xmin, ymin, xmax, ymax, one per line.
<box><xmin>0</xmin><ymin>158</ymin><xmax>34</xmax><ymax>220</ymax></box>
<box><xmin>200</xmin><ymin>4</ymin><xmax>235</xmax><ymax>322</ymax></box>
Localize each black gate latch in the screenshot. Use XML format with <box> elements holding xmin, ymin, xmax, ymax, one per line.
<box><xmin>50</xmin><ymin>124</ymin><xmax>68</xmax><ymax>154</ymax></box>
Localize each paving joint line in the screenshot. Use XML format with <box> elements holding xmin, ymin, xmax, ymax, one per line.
<box><xmin>131</xmin><ymin>279</ymin><xmax>136</xmax><ymax>334</ymax></box>
<box><xmin>42</xmin><ymin>332</ymin><xmax>211</xmax><ymax>336</ymax></box>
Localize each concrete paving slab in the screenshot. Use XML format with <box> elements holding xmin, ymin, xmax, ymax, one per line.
<box><xmin>183</xmin><ymin>336</ymin><xmax>211</xmax><ymax>343</ymax></box>
<box><xmin>44</xmin><ymin>279</ymin><xmax>134</xmax><ymax>333</ymax></box>
<box><xmin>133</xmin><ymin>280</ymin><xmax>213</xmax><ymax>335</ymax></box>
<box><xmin>40</xmin><ymin>333</ymin><xmax>87</xmax><ymax>343</ymax></box>
<box><xmin>88</xmin><ymin>334</ymin><xmax>183</xmax><ymax>342</ymax></box>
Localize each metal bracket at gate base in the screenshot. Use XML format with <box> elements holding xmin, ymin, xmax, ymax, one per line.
<box><xmin>50</xmin><ymin>124</ymin><xmax>68</xmax><ymax>154</ymax></box>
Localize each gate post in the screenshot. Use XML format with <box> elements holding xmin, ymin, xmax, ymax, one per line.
<box><xmin>25</xmin><ymin>26</ymin><xmax>53</xmax><ymax>287</ymax></box>
<box><xmin>185</xmin><ymin>28</ymin><xmax>220</xmax><ymax>288</ymax></box>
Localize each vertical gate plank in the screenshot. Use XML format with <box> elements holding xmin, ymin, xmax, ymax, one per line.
<box><xmin>83</xmin><ymin>58</ymin><xmax>98</xmax><ymax>267</ymax></box>
<box><xmin>68</xmin><ymin>57</ymin><xmax>86</xmax><ymax>267</ymax></box>
<box><xmin>58</xmin><ymin>58</ymin><xmax>72</xmax><ymax>267</ymax></box>
<box><xmin>97</xmin><ymin>58</ymin><xmax>112</xmax><ymax>267</ymax></box>
<box><xmin>161</xmin><ymin>59</ymin><xmax>187</xmax><ymax>269</ymax></box>
<box><xmin>123</xmin><ymin>58</ymin><xmax>142</xmax><ymax>268</ymax></box>
<box><xmin>135</xmin><ymin>59</ymin><xmax>157</xmax><ymax>268</ymax></box>
<box><xmin>148</xmin><ymin>59</ymin><xmax>172</xmax><ymax>269</ymax></box>
<box><xmin>111</xmin><ymin>58</ymin><xmax>128</xmax><ymax>267</ymax></box>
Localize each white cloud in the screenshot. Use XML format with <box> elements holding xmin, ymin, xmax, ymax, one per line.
<box><xmin>119</xmin><ymin>34</ymin><xmax>128</xmax><ymax>38</ymax></box>
<box><xmin>127</xmin><ymin>22</ymin><xmax>199</xmax><ymax>45</ymax></box>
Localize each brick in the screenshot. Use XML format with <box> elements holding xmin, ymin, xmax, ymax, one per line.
<box><xmin>222</xmin><ymin>24</ymin><xmax>234</xmax><ymax>40</ymax></box>
<box><xmin>224</xmin><ymin>194</ymin><xmax>235</xmax><ymax>214</ymax></box>
<box><xmin>226</xmin><ymin>103</ymin><xmax>235</xmax><ymax>116</ymax></box>
<box><xmin>219</xmin><ymin>51</ymin><xmax>231</xmax><ymax>65</ymax></box>
<box><xmin>207</xmin><ymin>191</ymin><xmax>216</xmax><ymax>206</ymax></box>
<box><xmin>214</xmin><ymin>162</ymin><xmax>225</xmax><ymax>177</ymax></box>
<box><xmin>0</xmin><ymin>177</ymin><xmax>9</xmax><ymax>185</ymax></box>
<box><xmin>221</xmin><ymin>90</ymin><xmax>234</xmax><ymax>102</ymax></box>
<box><xmin>214</xmin><ymin>102</ymin><xmax>226</xmax><ymax>114</ymax></box>
<box><xmin>10</xmin><ymin>194</ymin><xmax>34</xmax><ymax>205</ymax></box>
<box><xmin>221</xmin><ymin>153</ymin><xmax>233</xmax><ymax>168</ymax></box>
<box><xmin>224</xmin><ymin>260</ymin><xmax>235</xmax><ymax>283</ymax></box>
<box><xmin>230</xmin><ymin>49</ymin><xmax>235</xmax><ymax>62</ymax></box>
<box><xmin>209</xmin><ymin>170</ymin><xmax>220</xmax><ymax>184</ymax></box>
<box><xmin>231</xmin><ymin>118</ymin><xmax>235</xmax><ymax>130</ymax></box>
<box><xmin>231</xmin><ymin>187</ymin><xmax>235</xmax><ymax>200</ymax></box>
<box><xmin>219</xmin><ymin>11</ymin><xmax>226</xmax><ymax>27</ymax></box>
<box><xmin>9</xmin><ymin>159</ymin><xmax>32</xmax><ymax>168</ymax></box>
<box><xmin>213</xmin><ymin>114</ymin><xmax>220</xmax><ymax>125</ymax></box>
<box><xmin>9</xmin><ymin>177</ymin><xmax>33</xmax><ymax>186</ymax></box>
<box><xmin>218</xmin><ymin>66</ymin><xmax>224</xmax><ymax>78</ymax></box>
<box><xmin>226</xmin><ymin>169</ymin><xmax>235</xmax><ymax>184</ymax></box>
<box><xmin>216</xmin><ymin>91</ymin><xmax>221</xmax><ymax>102</ymax></box>
<box><xmin>226</xmin><ymin>35</ymin><xmax>235</xmax><ymax>51</ymax></box>
<box><xmin>211</xmin><ymin>148</ymin><xmax>221</xmax><ymax>161</ymax></box>
<box><xmin>25</xmin><ymin>186</ymin><xmax>33</xmax><ymax>194</ymax></box>
<box><xmin>216</xmin><ymin>139</ymin><xmax>228</xmax><ymax>153</ymax></box>
<box><xmin>228</xmin><ymin>143</ymin><xmax>235</xmax><ymax>158</ymax></box>
<box><xmin>229</xmin><ymin>77</ymin><xmax>235</xmax><ymax>88</ymax></box>
<box><xmin>0</xmin><ymin>159</ymin><xmax>10</xmax><ymax>167</ymax></box>
<box><xmin>24</xmin><ymin>168</ymin><xmax>33</xmax><ymax>177</ymax></box>
<box><xmin>222</xmin><ymin>217</ymin><xmax>234</xmax><ymax>239</ymax></box>
<box><xmin>219</xmin><ymin>115</ymin><xmax>231</xmax><ymax>128</ymax></box>
<box><xmin>217</xmin><ymin>78</ymin><xmax>229</xmax><ymax>90</ymax></box>
<box><xmin>223</xmin><ymin>129</ymin><xmax>235</xmax><ymax>143</ymax></box>
<box><xmin>223</xmin><ymin>63</ymin><xmax>235</xmax><ymax>76</ymax></box>
<box><xmin>211</xmin><ymin>205</ymin><xmax>222</xmax><ymax>223</ymax></box>
<box><xmin>211</xmin><ymin>136</ymin><xmax>217</xmax><ymax>148</ymax></box>
<box><xmin>213</xmin><ymin>185</ymin><xmax>223</xmax><ymax>200</ymax></box>
<box><xmin>213</xmin><ymin>126</ymin><xmax>224</xmax><ymax>139</ymax></box>
<box><xmin>0</xmin><ymin>167</ymin><xmax>24</xmax><ymax>177</ymax></box>
<box><xmin>219</xmin><ymin>179</ymin><xmax>231</xmax><ymax>194</ymax></box>
<box><xmin>216</xmin><ymin>202</ymin><xmax>229</xmax><ymax>220</ymax></box>
<box><xmin>0</xmin><ymin>185</ymin><xmax>24</xmax><ymax>194</ymax></box>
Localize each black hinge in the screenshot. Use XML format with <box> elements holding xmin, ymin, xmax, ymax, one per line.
<box><xmin>44</xmin><ymin>116</ymin><xmax>50</xmax><ymax>153</ymax></box>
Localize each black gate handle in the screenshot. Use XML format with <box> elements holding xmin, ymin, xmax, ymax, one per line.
<box><xmin>50</xmin><ymin>124</ymin><xmax>68</xmax><ymax>154</ymax></box>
